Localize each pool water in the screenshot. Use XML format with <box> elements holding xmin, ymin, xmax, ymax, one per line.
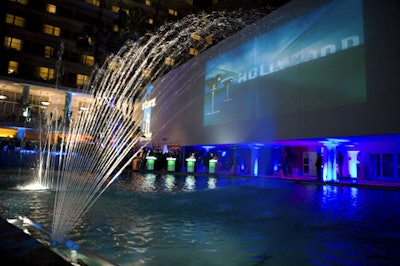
<box><xmin>1</xmin><ymin>172</ymin><xmax>400</xmax><ymax>265</ymax></box>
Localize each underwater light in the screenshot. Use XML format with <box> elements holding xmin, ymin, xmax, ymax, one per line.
<box><xmin>17</xmin><ymin>182</ymin><xmax>48</xmax><ymax>191</ymax></box>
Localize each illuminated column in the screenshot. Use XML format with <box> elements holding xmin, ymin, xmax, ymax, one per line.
<box><xmin>323</xmin><ymin>144</ymin><xmax>337</xmax><ymax>182</ymax></box>
<box><xmin>347</xmin><ymin>151</ymin><xmax>360</xmax><ymax>178</ymax></box>
<box><xmin>251</xmin><ymin>147</ymin><xmax>259</xmax><ymax>176</ymax></box>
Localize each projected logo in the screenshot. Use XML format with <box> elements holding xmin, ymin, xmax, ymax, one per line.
<box><xmin>204</xmin><ymin>0</ymin><xmax>365</xmax><ymax>126</ymax></box>
<box><xmin>205</xmin><ymin>68</ymin><xmax>237</xmax><ymax>115</ymax></box>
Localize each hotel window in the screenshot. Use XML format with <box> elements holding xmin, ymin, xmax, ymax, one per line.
<box><xmin>46</xmin><ymin>4</ymin><xmax>56</xmax><ymax>14</ymax></box>
<box><xmin>4</xmin><ymin>36</ymin><xmax>23</xmax><ymax>51</ymax></box>
<box><xmin>8</xmin><ymin>61</ymin><xmax>18</xmax><ymax>74</ymax></box>
<box><xmin>76</xmin><ymin>74</ymin><xmax>89</xmax><ymax>86</ymax></box>
<box><xmin>168</xmin><ymin>9</ymin><xmax>177</xmax><ymax>16</ymax></box>
<box><xmin>43</xmin><ymin>24</ymin><xmax>61</xmax><ymax>37</ymax></box>
<box><xmin>142</xmin><ymin>69</ymin><xmax>151</xmax><ymax>78</ymax></box>
<box><xmin>38</xmin><ymin>67</ymin><xmax>55</xmax><ymax>81</ymax></box>
<box><xmin>112</xmin><ymin>6</ymin><xmax>120</xmax><ymax>13</ymax></box>
<box><xmin>44</xmin><ymin>46</ymin><xmax>54</xmax><ymax>58</ymax></box>
<box><xmin>382</xmin><ymin>154</ymin><xmax>394</xmax><ymax>178</ymax></box>
<box><xmin>148</xmin><ymin>18</ymin><xmax>154</xmax><ymax>25</ymax></box>
<box><xmin>189</xmin><ymin>48</ymin><xmax>199</xmax><ymax>56</ymax></box>
<box><xmin>145</xmin><ymin>0</ymin><xmax>151</xmax><ymax>6</ymax></box>
<box><xmin>85</xmin><ymin>0</ymin><xmax>100</xmax><ymax>7</ymax></box>
<box><xmin>165</xmin><ymin>57</ymin><xmax>175</xmax><ymax>66</ymax></box>
<box><xmin>206</xmin><ymin>35</ymin><xmax>213</xmax><ymax>45</ymax></box>
<box><xmin>82</xmin><ymin>54</ymin><xmax>95</xmax><ymax>66</ymax></box>
<box><xmin>5</xmin><ymin>14</ymin><xmax>25</xmax><ymax>27</ymax></box>
<box><xmin>190</xmin><ymin>33</ymin><xmax>201</xmax><ymax>41</ymax></box>
<box><xmin>9</xmin><ymin>0</ymin><xmax>28</xmax><ymax>5</ymax></box>
<box><xmin>371</xmin><ymin>153</ymin><xmax>395</xmax><ymax>178</ymax></box>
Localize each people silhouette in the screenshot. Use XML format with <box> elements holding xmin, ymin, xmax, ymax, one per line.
<box><xmin>315</xmin><ymin>153</ymin><xmax>323</xmax><ymax>181</ymax></box>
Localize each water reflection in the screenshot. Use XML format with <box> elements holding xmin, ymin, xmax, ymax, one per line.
<box><xmin>350</xmin><ymin>187</ymin><xmax>358</xmax><ymax>207</ymax></box>
<box><xmin>145</xmin><ymin>173</ymin><xmax>156</xmax><ymax>190</ymax></box>
<box><xmin>184</xmin><ymin>176</ymin><xmax>196</xmax><ymax>191</ymax></box>
<box><xmin>322</xmin><ymin>185</ymin><xmax>338</xmax><ymax>204</ymax></box>
<box><xmin>208</xmin><ymin>177</ymin><xmax>216</xmax><ymax>189</ymax></box>
<box><xmin>2</xmin><ymin>172</ymin><xmax>400</xmax><ymax>266</ymax></box>
<box><xmin>165</xmin><ymin>175</ymin><xmax>175</xmax><ymax>191</ymax></box>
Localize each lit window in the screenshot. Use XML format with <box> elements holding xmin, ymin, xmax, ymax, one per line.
<box><xmin>206</xmin><ymin>35</ymin><xmax>213</xmax><ymax>45</ymax></box>
<box><xmin>5</xmin><ymin>14</ymin><xmax>25</xmax><ymax>27</ymax></box>
<box><xmin>145</xmin><ymin>0</ymin><xmax>151</xmax><ymax>6</ymax></box>
<box><xmin>38</xmin><ymin>67</ymin><xmax>55</xmax><ymax>80</ymax></box>
<box><xmin>43</xmin><ymin>24</ymin><xmax>61</xmax><ymax>36</ymax></box>
<box><xmin>165</xmin><ymin>57</ymin><xmax>175</xmax><ymax>66</ymax></box>
<box><xmin>44</xmin><ymin>46</ymin><xmax>54</xmax><ymax>58</ymax></box>
<box><xmin>168</xmin><ymin>9</ymin><xmax>177</xmax><ymax>16</ymax></box>
<box><xmin>212</xmin><ymin>0</ymin><xmax>218</xmax><ymax>4</ymax></box>
<box><xmin>47</xmin><ymin>4</ymin><xmax>56</xmax><ymax>14</ymax></box>
<box><xmin>88</xmin><ymin>37</ymin><xmax>94</xmax><ymax>45</ymax></box>
<box><xmin>190</xmin><ymin>33</ymin><xmax>201</xmax><ymax>41</ymax></box>
<box><xmin>85</xmin><ymin>0</ymin><xmax>100</xmax><ymax>7</ymax></box>
<box><xmin>8</xmin><ymin>61</ymin><xmax>18</xmax><ymax>74</ymax></box>
<box><xmin>10</xmin><ymin>0</ymin><xmax>28</xmax><ymax>5</ymax></box>
<box><xmin>189</xmin><ymin>48</ymin><xmax>199</xmax><ymax>56</ymax></box>
<box><xmin>113</xmin><ymin>24</ymin><xmax>119</xmax><ymax>32</ymax></box>
<box><xmin>77</xmin><ymin>74</ymin><xmax>89</xmax><ymax>86</ymax></box>
<box><xmin>148</xmin><ymin>18</ymin><xmax>153</xmax><ymax>25</ymax></box>
<box><xmin>82</xmin><ymin>55</ymin><xmax>95</xmax><ymax>66</ymax></box>
<box><xmin>108</xmin><ymin>61</ymin><xmax>117</xmax><ymax>71</ymax></box>
<box><xmin>4</xmin><ymin>36</ymin><xmax>23</xmax><ymax>51</ymax></box>
<box><xmin>142</xmin><ymin>69</ymin><xmax>151</xmax><ymax>78</ymax></box>
<box><xmin>112</xmin><ymin>6</ymin><xmax>120</xmax><ymax>13</ymax></box>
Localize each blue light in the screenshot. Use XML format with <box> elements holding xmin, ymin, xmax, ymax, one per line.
<box><xmin>253</xmin><ymin>158</ymin><xmax>258</xmax><ymax>176</ymax></box>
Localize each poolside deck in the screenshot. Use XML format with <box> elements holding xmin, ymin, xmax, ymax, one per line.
<box><xmin>0</xmin><ymin>218</ymin><xmax>72</xmax><ymax>265</ymax></box>
<box><xmin>274</xmin><ymin>175</ymin><xmax>400</xmax><ymax>190</ymax></box>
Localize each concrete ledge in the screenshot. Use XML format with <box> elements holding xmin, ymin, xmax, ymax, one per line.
<box><xmin>0</xmin><ymin>218</ymin><xmax>71</xmax><ymax>265</ymax></box>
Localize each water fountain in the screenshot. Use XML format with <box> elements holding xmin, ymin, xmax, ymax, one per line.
<box><xmin>29</xmin><ymin>8</ymin><xmax>270</xmax><ymax>262</ymax></box>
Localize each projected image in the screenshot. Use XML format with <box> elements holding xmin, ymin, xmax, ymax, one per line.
<box><xmin>141</xmin><ymin>85</ymin><xmax>156</xmax><ymax>139</ymax></box>
<box><xmin>204</xmin><ymin>0</ymin><xmax>365</xmax><ymax>126</ymax></box>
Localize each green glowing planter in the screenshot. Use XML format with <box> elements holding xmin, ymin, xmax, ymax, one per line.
<box><xmin>209</xmin><ymin>159</ymin><xmax>217</xmax><ymax>174</ymax></box>
<box><xmin>186</xmin><ymin>158</ymin><xmax>196</xmax><ymax>173</ymax></box>
<box><xmin>146</xmin><ymin>156</ymin><xmax>157</xmax><ymax>170</ymax></box>
<box><xmin>166</xmin><ymin>157</ymin><xmax>176</xmax><ymax>172</ymax></box>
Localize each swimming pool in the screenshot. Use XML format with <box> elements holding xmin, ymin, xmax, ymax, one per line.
<box><xmin>1</xmin><ymin>171</ymin><xmax>400</xmax><ymax>265</ymax></box>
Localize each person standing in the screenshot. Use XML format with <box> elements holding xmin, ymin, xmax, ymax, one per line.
<box><xmin>337</xmin><ymin>151</ymin><xmax>344</xmax><ymax>177</ymax></box>
<box><xmin>315</xmin><ymin>153</ymin><xmax>323</xmax><ymax>181</ymax></box>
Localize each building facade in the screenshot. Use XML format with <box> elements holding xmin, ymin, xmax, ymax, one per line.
<box><xmin>0</xmin><ymin>0</ymin><xmax>261</xmax><ymax>139</ymax></box>
<box><xmin>144</xmin><ymin>0</ymin><xmax>400</xmax><ymax>182</ymax></box>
